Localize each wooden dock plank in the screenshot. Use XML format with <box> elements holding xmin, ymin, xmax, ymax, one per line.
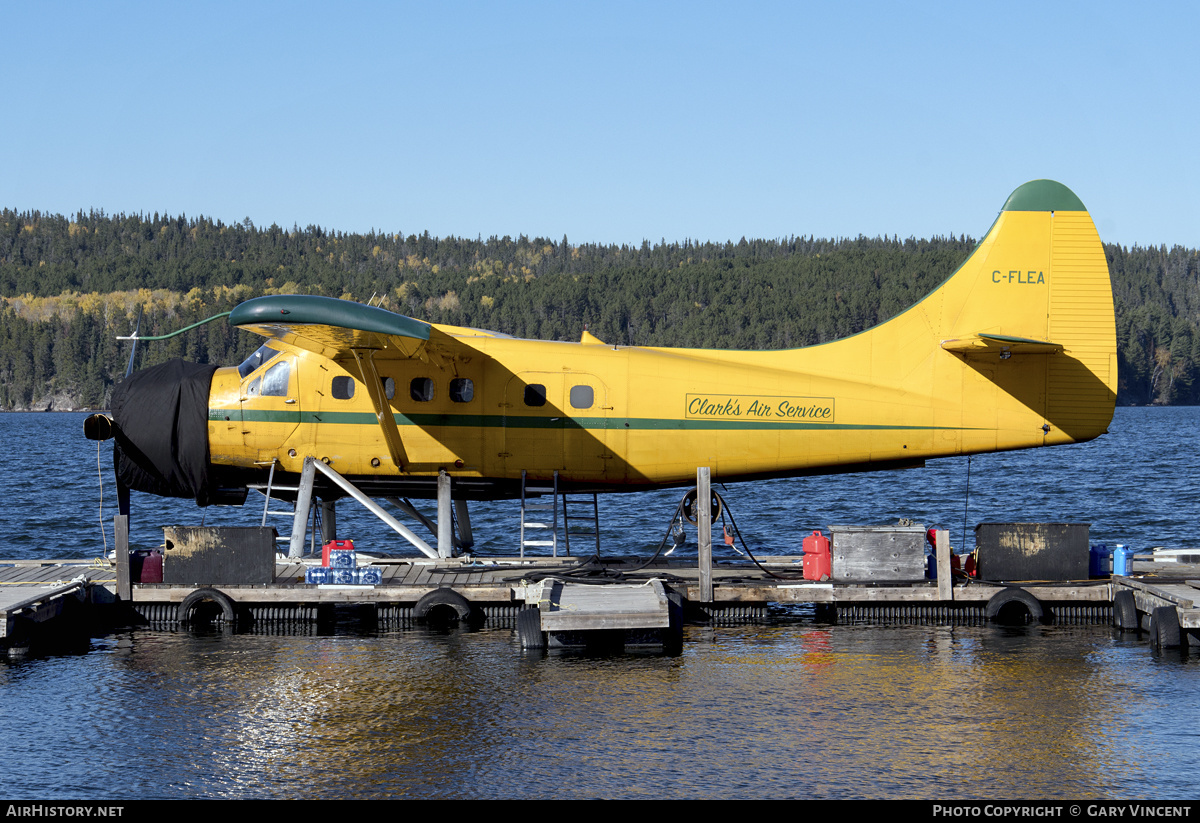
<box><xmin>6</xmin><ymin>566</ymin><xmax>56</xmax><ymax>584</ymax></box>
<box><xmin>1118</xmin><ymin>577</ymin><xmax>1198</xmax><ymax>608</ymax></box>
<box><xmin>394</xmin><ymin>563</ymin><xmax>421</xmax><ymax>585</ymax></box>
<box><xmin>2</xmin><ymin>565</ymin><xmax>90</xmax><ymax>585</ymax></box>
<box><xmin>0</xmin><ymin>566</ymin><xmax>31</xmax><ymax>583</ymax></box>
<box><xmin>411</xmin><ymin>564</ymin><xmax>437</xmax><ymax>589</ymax></box>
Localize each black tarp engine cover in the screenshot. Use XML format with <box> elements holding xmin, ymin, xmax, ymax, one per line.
<box><xmin>111</xmin><ymin>359</ymin><xmax>218</xmax><ymax>504</ymax></box>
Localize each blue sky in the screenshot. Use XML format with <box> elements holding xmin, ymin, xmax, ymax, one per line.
<box><xmin>5</xmin><ymin>1</ymin><xmax>1197</xmax><ymax>249</ymax></box>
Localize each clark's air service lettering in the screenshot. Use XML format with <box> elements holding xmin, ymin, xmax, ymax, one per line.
<box><xmin>686</xmin><ymin>394</ymin><xmax>835</xmax><ymax>422</ymax></box>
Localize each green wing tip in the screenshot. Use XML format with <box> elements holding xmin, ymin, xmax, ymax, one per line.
<box><xmin>229</xmin><ymin>294</ymin><xmax>431</xmax><ymax>340</ymax></box>
<box><xmin>1002</xmin><ymin>180</ymin><xmax>1087</xmax><ymax>213</ymax></box>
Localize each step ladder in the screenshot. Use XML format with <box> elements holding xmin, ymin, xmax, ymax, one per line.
<box><xmin>249</xmin><ymin>461</ymin><xmax>316</xmax><ymax>555</ymax></box>
<box><xmin>519</xmin><ymin>470</ymin><xmax>559</xmax><ymax>557</ymax></box>
<box><xmin>518</xmin><ymin>472</ymin><xmax>602</xmax><ymax>558</ymax></box>
<box><xmin>562</xmin><ymin>492</ymin><xmax>600</xmax><ymax>556</ymax></box>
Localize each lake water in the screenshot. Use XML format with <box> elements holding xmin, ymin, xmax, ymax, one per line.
<box><xmin>2</xmin><ymin>408</ymin><xmax>1199</xmax><ymax>799</ymax></box>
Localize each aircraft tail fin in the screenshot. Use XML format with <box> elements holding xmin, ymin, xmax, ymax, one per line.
<box><xmin>924</xmin><ymin>179</ymin><xmax>1117</xmax><ymax>445</ymax></box>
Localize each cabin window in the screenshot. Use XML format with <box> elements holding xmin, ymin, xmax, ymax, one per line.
<box><xmin>246</xmin><ymin>377</ymin><xmax>261</xmax><ymax>397</ymax></box>
<box><xmin>411</xmin><ymin>377</ymin><xmax>435</xmax><ymax>402</ymax></box>
<box><xmin>238</xmin><ymin>343</ymin><xmax>278</xmax><ymax>379</ymax></box>
<box><xmin>524</xmin><ymin>384</ymin><xmax>546</xmax><ymax>407</ymax></box>
<box><xmin>570</xmin><ymin>385</ymin><xmax>593</xmax><ymax>409</ymax></box>
<box><xmin>384</xmin><ymin>377</ymin><xmax>396</xmax><ymax>400</ymax></box>
<box><xmin>261</xmin><ymin>360</ymin><xmax>290</xmax><ymax>397</ymax></box>
<box><xmin>332</xmin><ymin>376</ymin><xmax>355</xmax><ymax>399</ymax></box>
<box><xmin>450</xmin><ymin>378</ymin><xmax>474</xmax><ymax>403</ymax></box>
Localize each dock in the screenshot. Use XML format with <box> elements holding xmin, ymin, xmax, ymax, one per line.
<box><xmin>3</xmin><ymin>482</ymin><xmax>1198</xmax><ymax>657</ymax></box>
<box><xmin>0</xmin><ymin>559</ymin><xmax>117</xmax><ymax>655</ymax></box>
<box><xmin>1110</xmin><ymin>553</ymin><xmax>1200</xmax><ymax>650</ymax></box>
<box><xmin>128</xmin><ymin>553</ymin><xmax>1113</xmax><ymax>623</ymax></box>
<box><xmin>5</xmin><ymin>549</ymin><xmax>1200</xmax><ymax>658</ymax></box>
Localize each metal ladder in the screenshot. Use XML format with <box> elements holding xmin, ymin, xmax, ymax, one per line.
<box><xmin>562</xmin><ymin>492</ymin><xmax>600</xmax><ymax>556</ymax></box>
<box><xmin>250</xmin><ymin>461</ymin><xmax>316</xmax><ymax>555</ymax></box>
<box><xmin>519</xmin><ymin>470</ymin><xmax>559</xmax><ymax>557</ymax></box>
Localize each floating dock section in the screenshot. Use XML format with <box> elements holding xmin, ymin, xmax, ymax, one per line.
<box><xmin>0</xmin><ymin>560</ymin><xmax>116</xmax><ymax>655</ymax></box>
<box><xmin>4</xmin><ymin>468</ymin><xmax>1199</xmax><ymax>656</ymax></box>
<box><xmin>5</xmin><ymin>550</ymin><xmax>1200</xmax><ymax>657</ymax></box>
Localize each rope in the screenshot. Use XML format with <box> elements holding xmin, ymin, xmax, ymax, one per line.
<box><xmin>97</xmin><ymin>440</ymin><xmax>109</xmax><ymax>556</ymax></box>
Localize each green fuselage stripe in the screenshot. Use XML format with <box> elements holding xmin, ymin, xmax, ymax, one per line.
<box><xmin>212</xmin><ymin>408</ymin><xmax>972</xmax><ymax>432</ymax></box>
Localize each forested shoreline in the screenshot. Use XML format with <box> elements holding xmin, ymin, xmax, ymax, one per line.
<box><xmin>2</xmin><ymin>208</ymin><xmax>1197</xmax><ymax>410</ymax></box>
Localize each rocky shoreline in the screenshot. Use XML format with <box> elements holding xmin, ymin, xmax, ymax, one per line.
<box><xmin>2</xmin><ymin>392</ymin><xmax>101</xmax><ymax>412</ymax></box>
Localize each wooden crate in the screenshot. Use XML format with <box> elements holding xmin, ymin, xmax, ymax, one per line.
<box><xmin>829</xmin><ymin>525</ymin><xmax>926</xmax><ymax>582</ymax></box>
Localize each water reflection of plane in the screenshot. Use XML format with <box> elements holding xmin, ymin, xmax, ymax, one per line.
<box><xmin>87</xmin><ymin>180</ymin><xmax>1116</xmax><ymax>557</ymax></box>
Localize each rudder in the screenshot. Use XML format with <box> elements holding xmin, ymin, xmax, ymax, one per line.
<box><xmin>935</xmin><ymin>180</ymin><xmax>1116</xmax><ymax>445</ymax></box>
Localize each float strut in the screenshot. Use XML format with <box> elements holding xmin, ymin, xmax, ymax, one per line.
<box><xmin>437</xmin><ymin>470</ymin><xmax>453</xmax><ymax>558</ymax></box>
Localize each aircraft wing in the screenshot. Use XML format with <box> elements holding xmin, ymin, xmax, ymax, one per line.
<box><xmin>229</xmin><ymin>295</ymin><xmax>499</xmax><ymax>469</ymax></box>
<box><xmin>229</xmin><ymin>294</ymin><xmax>436</xmax><ymax>359</ymax></box>
<box><xmin>940</xmin><ymin>333</ymin><xmax>1064</xmax><ymax>355</ymax></box>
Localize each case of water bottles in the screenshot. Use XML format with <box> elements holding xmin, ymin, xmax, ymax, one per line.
<box><xmin>305</xmin><ymin>539</ymin><xmax>382</xmax><ymax>585</ymax></box>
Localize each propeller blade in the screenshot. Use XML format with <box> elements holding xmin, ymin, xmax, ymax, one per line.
<box><xmin>124</xmin><ymin>308</ymin><xmax>142</xmax><ymax>378</ymax></box>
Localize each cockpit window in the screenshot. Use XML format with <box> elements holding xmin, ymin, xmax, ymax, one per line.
<box><xmin>260</xmin><ymin>360</ymin><xmax>290</xmax><ymax>397</ymax></box>
<box><xmin>238</xmin><ymin>343</ymin><xmax>278</xmax><ymax>379</ymax></box>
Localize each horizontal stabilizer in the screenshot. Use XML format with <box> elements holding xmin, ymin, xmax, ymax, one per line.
<box><xmin>940</xmin><ymin>333</ymin><xmax>1064</xmax><ymax>355</ymax></box>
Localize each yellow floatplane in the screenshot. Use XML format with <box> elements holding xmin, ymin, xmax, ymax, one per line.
<box><xmin>89</xmin><ymin>180</ymin><xmax>1116</xmax><ymax>557</ymax></box>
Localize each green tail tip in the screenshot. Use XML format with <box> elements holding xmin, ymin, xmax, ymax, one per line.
<box><xmin>1002</xmin><ymin>180</ymin><xmax>1087</xmax><ymax>212</ymax></box>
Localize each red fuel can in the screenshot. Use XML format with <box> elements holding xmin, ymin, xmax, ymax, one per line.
<box><xmin>322</xmin><ymin>539</ymin><xmax>355</xmax><ymax>567</ymax></box>
<box><xmin>802</xmin><ymin>531</ymin><xmax>831</xmax><ymax>581</ymax></box>
<box><xmin>130</xmin><ymin>550</ymin><xmax>163</xmax><ymax>583</ymax></box>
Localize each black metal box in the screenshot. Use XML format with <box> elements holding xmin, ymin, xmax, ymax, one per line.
<box><xmin>162</xmin><ymin>526</ymin><xmax>276</xmax><ymax>585</ymax></box>
<box><xmin>974</xmin><ymin>522</ymin><xmax>1089</xmax><ymax>582</ymax></box>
